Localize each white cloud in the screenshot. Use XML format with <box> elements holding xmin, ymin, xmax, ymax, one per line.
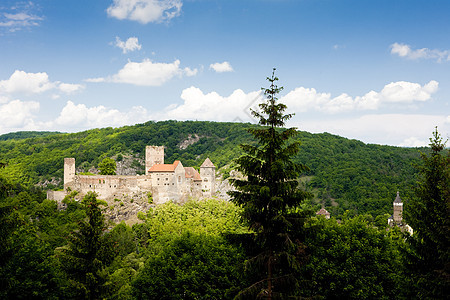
<box><xmin>115</xmin><ymin>36</ymin><xmax>142</xmax><ymax>53</ymax></box>
<box><xmin>0</xmin><ymin>70</ymin><xmax>84</xmax><ymax>95</ymax></box>
<box><xmin>84</xmin><ymin>77</ymin><xmax>106</xmax><ymax>83</ymax></box>
<box><xmin>88</xmin><ymin>59</ymin><xmax>197</xmax><ymax>86</ymax></box>
<box><xmin>390</xmin><ymin>43</ymin><xmax>450</xmax><ymax>62</ymax></box>
<box><xmin>0</xmin><ymin>99</ymin><xmax>39</xmax><ymax>129</ymax></box>
<box><xmin>58</xmin><ymin>83</ymin><xmax>85</xmax><ymax>94</ymax></box>
<box><xmin>209</xmin><ymin>61</ymin><xmax>233</xmax><ymax>73</ymax></box>
<box><xmin>163</xmin><ymin>86</ymin><xmax>261</xmax><ymax>122</ymax></box>
<box><xmin>107</xmin><ymin>0</ymin><xmax>182</xmax><ymax>24</ymax></box>
<box><xmin>0</xmin><ymin>2</ymin><xmax>43</xmax><ymax>32</ymax></box>
<box><xmin>295</xmin><ymin>114</ymin><xmax>449</xmax><ymax>147</ymax></box>
<box><xmin>280</xmin><ymin>80</ymin><xmax>438</xmax><ymax>114</ymax></box>
<box><xmin>0</xmin><ymin>70</ymin><xmax>54</xmax><ymax>94</ymax></box>
<box><xmin>54</xmin><ymin>101</ymin><xmax>151</xmax><ymax>129</ymax></box>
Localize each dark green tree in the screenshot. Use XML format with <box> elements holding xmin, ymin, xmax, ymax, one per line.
<box><xmin>56</xmin><ymin>192</ymin><xmax>109</xmax><ymax>299</ymax></box>
<box><xmin>132</xmin><ymin>232</ymin><xmax>245</xmax><ymax>300</ymax></box>
<box><xmin>404</xmin><ymin>128</ymin><xmax>449</xmax><ymax>298</ymax></box>
<box><xmin>229</xmin><ymin>69</ymin><xmax>312</xmax><ymax>299</ymax></box>
<box><xmin>98</xmin><ymin>157</ymin><xmax>116</xmax><ymax>175</ymax></box>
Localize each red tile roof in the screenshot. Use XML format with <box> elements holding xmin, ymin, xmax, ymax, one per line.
<box><xmin>316</xmin><ymin>208</ymin><xmax>330</xmax><ymax>216</ymax></box>
<box><xmin>184</xmin><ymin>167</ymin><xmax>202</xmax><ymax>181</ymax></box>
<box><xmin>148</xmin><ymin>160</ymin><xmax>180</xmax><ymax>173</ymax></box>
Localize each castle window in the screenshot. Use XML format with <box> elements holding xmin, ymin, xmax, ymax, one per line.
<box><xmin>166</xmin><ymin>178</ymin><xmax>168</xmax><ymax>181</ymax></box>
<box><xmin>157</xmin><ymin>178</ymin><xmax>160</xmax><ymax>180</ymax></box>
<box><xmin>204</xmin><ymin>179</ymin><xmax>208</xmax><ymax>182</ymax></box>
<box><xmin>178</xmin><ymin>176</ymin><xmax>181</xmax><ymax>183</ymax></box>
<box><xmin>89</xmin><ymin>184</ymin><xmax>91</xmax><ymax>188</ymax></box>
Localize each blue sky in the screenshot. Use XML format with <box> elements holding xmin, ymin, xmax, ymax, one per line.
<box><xmin>0</xmin><ymin>0</ymin><xmax>449</xmax><ymax>146</ymax></box>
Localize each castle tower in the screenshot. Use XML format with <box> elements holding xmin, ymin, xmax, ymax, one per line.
<box><xmin>145</xmin><ymin>146</ymin><xmax>164</xmax><ymax>175</ymax></box>
<box><xmin>393</xmin><ymin>191</ymin><xmax>403</xmax><ymax>224</ymax></box>
<box><xmin>64</xmin><ymin>158</ymin><xmax>76</xmax><ymax>189</ymax></box>
<box><xmin>200</xmin><ymin>158</ymin><xmax>216</xmax><ymax>196</ymax></box>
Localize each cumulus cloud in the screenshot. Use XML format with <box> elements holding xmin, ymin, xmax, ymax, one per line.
<box><xmin>280</xmin><ymin>80</ymin><xmax>439</xmax><ymax>114</ymax></box>
<box><xmin>0</xmin><ymin>99</ymin><xmax>39</xmax><ymax>129</ymax></box>
<box><xmin>87</xmin><ymin>59</ymin><xmax>197</xmax><ymax>86</ymax></box>
<box><xmin>107</xmin><ymin>0</ymin><xmax>182</xmax><ymax>24</ymax></box>
<box><xmin>0</xmin><ymin>70</ymin><xmax>84</xmax><ymax>95</ymax></box>
<box><xmin>54</xmin><ymin>101</ymin><xmax>151</xmax><ymax>129</ymax></box>
<box><xmin>115</xmin><ymin>36</ymin><xmax>142</xmax><ymax>53</ymax></box>
<box><xmin>163</xmin><ymin>86</ymin><xmax>261</xmax><ymax>122</ymax></box>
<box><xmin>390</xmin><ymin>43</ymin><xmax>450</xmax><ymax>62</ymax></box>
<box><xmin>295</xmin><ymin>114</ymin><xmax>449</xmax><ymax>147</ymax></box>
<box><xmin>209</xmin><ymin>61</ymin><xmax>233</xmax><ymax>73</ymax></box>
<box><xmin>0</xmin><ymin>70</ymin><xmax>54</xmax><ymax>94</ymax></box>
<box><xmin>0</xmin><ymin>2</ymin><xmax>43</xmax><ymax>32</ymax></box>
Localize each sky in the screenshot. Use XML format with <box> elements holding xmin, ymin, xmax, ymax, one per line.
<box><xmin>0</xmin><ymin>0</ymin><xmax>449</xmax><ymax>147</ymax></box>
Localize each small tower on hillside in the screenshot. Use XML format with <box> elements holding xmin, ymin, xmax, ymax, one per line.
<box><xmin>393</xmin><ymin>191</ymin><xmax>403</xmax><ymax>225</ymax></box>
<box><xmin>200</xmin><ymin>158</ymin><xmax>216</xmax><ymax>196</ymax></box>
<box><xmin>64</xmin><ymin>158</ymin><xmax>75</xmax><ymax>189</ymax></box>
<box><xmin>145</xmin><ymin>146</ymin><xmax>164</xmax><ymax>175</ymax></box>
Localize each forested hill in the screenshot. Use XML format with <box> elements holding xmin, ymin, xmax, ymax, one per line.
<box><xmin>0</xmin><ymin>120</ymin><xmax>424</xmax><ymax>217</ymax></box>
<box><xmin>0</xmin><ymin>131</ymin><xmax>62</xmax><ymax>141</ymax></box>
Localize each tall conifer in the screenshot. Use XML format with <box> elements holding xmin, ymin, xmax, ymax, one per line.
<box><xmin>404</xmin><ymin>128</ymin><xmax>450</xmax><ymax>298</ymax></box>
<box><xmin>229</xmin><ymin>69</ymin><xmax>311</xmax><ymax>299</ymax></box>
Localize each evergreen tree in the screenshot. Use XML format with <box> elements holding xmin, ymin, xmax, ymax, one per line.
<box><xmin>98</xmin><ymin>157</ymin><xmax>116</xmax><ymax>175</ymax></box>
<box><xmin>404</xmin><ymin>128</ymin><xmax>450</xmax><ymax>298</ymax></box>
<box><xmin>229</xmin><ymin>69</ymin><xmax>312</xmax><ymax>299</ymax></box>
<box><xmin>57</xmin><ymin>192</ymin><xmax>108</xmax><ymax>299</ymax></box>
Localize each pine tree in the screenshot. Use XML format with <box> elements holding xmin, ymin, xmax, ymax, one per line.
<box><xmin>229</xmin><ymin>69</ymin><xmax>312</xmax><ymax>299</ymax></box>
<box><xmin>57</xmin><ymin>192</ymin><xmax>108</xmax><ymax>299</ymax></box>
<box><xmin>404</xmin><ymin>128</ymin><xmax>450</xmax><ymax>298</ymax></box>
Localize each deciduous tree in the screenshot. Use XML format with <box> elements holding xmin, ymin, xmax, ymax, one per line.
<box><xmin>98</xmin><ymin>157</ymin><xmax>116</xmax><ymax>175</ymax></box>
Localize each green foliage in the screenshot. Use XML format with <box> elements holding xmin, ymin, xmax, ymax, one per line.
<box><xmin>403</xmin><ymin>128</ymin><xmax>450</xmax><ymax>298</ymax></box>
<box><xmin>0</xmin><ymin>120</ymin><xmax>422</xmax><ymax>218</ymax></box>
<box><xmin>98</xmin><ymin>157</ymin><xmax>117</xmax><ymax>175</ymax></box>
<box><xmin>56</xmin><ymin>192</ymin><xmax>109</xmax><ymax>299</ymax></box>
<box><xmin>0</xmin><ymin>131</ymin><xmax>61</xmax><ymax>141</ymax></box>
<box><xmin>140</xmin><ymin>199</ymin><xmax>246</xmax><ymax>244</ymax></box>
<box><xmin>300</xmin><ymin>215</ymin><xmax>405</xmax><ymax>299</ymax></box>
<box><xmin>132</xmin><ymin>232</ymin><xmax>246</xmax><ymax>300</ymax></box>
<box><xmin>147</xmin><ymin>192</ymin><xmax>153</xmax><ymax>204</ymax></box>
<box><xmin>229</xmin><ymin>69</ymin><xmax>312</xmax><ymax>298</ymax></box>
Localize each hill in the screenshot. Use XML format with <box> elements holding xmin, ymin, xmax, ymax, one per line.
<box><xmin>0</xmin><ymin>120</ymin><xmax>424</xmax><ymax>217</ymax></box>
<box><xmin>0</xmin><ymin>131</ymin><xmax>62</xmax><ymax>141</ymax></box>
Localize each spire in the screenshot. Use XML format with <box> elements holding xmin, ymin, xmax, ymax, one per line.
<box><xmin>394</xmin><ymin>191</ymin><xmax>402</xmax><ymax>203</ymax></box>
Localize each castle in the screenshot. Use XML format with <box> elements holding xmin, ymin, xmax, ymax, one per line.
<box><xmin>48</xmin><ymin>146</ymin><xmax>216</xmax><ymax>204</ymax></box>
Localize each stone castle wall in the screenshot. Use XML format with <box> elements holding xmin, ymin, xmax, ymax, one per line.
<box><xmin>49</xmin><ymin>145</ymin><xmax>216</xmax><ymax>205</ymax></box>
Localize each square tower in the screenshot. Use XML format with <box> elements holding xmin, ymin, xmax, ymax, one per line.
<box><xmin>393</xmin><ymin>191</ymin><xmax>403</xmax><ymax>224</ymax></box>
<box><xmin>64</xmin><ymin>158</ymin><xmax>76</xmax><ymax>188</ymax></box>
<box><xmin>145</xmin><ymin>146</ymin><xmax>164</xmax><ymax>175</ymax></box>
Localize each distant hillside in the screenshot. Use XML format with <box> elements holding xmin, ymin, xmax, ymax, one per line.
<box><xmin>0</xmin><ymin>131</ymin><xmax>62</xmax><ymax>141</ymax></box>
<box><xmin>0</xmin><ymin>120</ymin><xmax>425</xmax><ymax>218</ymax></box>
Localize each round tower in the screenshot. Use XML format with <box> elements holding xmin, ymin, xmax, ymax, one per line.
<box><xmin>145</xmin><ymin>146</ymin><xmax>164</xmax><ymax>175</ymax></box>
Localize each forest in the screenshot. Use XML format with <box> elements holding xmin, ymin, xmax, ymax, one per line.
<box><xmin>0</xmin><ymin>120</ymin><xmax>423</xmax><ymax>218</ymax></box>
<box><xmin>0</xmin><ymin>117</ymin><xmax>448</xmax><ymax>298</ymax></box>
